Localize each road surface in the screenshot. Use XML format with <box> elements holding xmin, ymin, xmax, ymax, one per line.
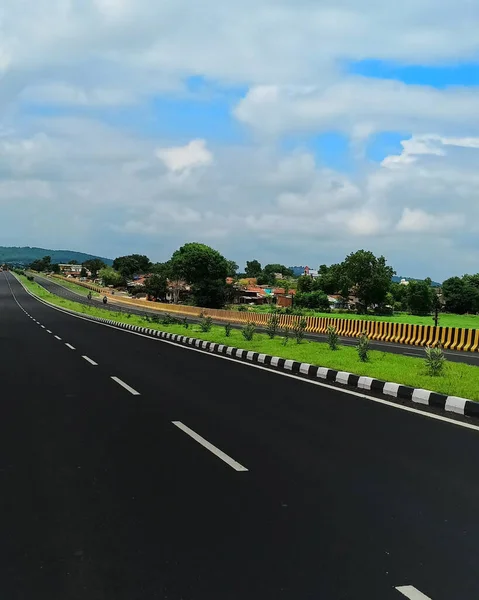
<box><xmin>2</xmin><ymin>271</ymin><xmax>479</xmax><ymax>599</ymax></box>
<box><xmin>30</xmin><ymin>272</ymin><xmax>479</xmax><ymax>367</ymax></box>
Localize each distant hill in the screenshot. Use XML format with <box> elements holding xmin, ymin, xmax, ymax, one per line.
<box><xmin>0</xmin><ymin>246</ymin><xmax>113</xmax><ymax>267</ymax></box>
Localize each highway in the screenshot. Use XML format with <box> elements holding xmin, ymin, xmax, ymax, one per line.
<box><xmin>3</xmin><ymin>270</ymin><xmax>479</xmax><ymax>599</ymax></box>
<box><xmin>30</xmin><ymin>272</ymin><xmax>479</xmax><ymax>366</ymax></box>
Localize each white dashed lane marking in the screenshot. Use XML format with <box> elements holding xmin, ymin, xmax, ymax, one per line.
<box><xmin>111</xmin><ymin>376</ymin><xmax>140</xmax><ymax>396</ymax></box>
<box><xmin>396</xmin><ymin>585</ymin><xmax>432</xmax><ymax>599</ymax></box>
<box><xmin>172</xmin><ymin>421</ymin><xmax>249</xmax><ymax>472</ymax></box>
<box><xmin>65</xmin><ymin>343</ymin><xmax>76</xmax><ymax>350</ymax></box>
<box><xmin>82</xmin><ymin>356</ymin><xmax>98</xmax><ymax>366</ymax></box>
<box><xmin>54</xmin><ymin>335</ymin><xmax>61</xmax><ymax>340</ymax></box>
<box><xmin>46</xmin><ymin>330</ymin><xmax>52</xmax><ymax>334</ymax></box>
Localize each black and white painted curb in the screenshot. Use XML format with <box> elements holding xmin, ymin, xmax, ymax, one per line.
<box><xmin>13</xmin><ymin>274</ymin><xmax>479</xmax><ymax>421</ymax></box>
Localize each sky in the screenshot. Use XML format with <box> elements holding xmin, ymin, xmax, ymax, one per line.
<box><xmin>0</xmin><ymin>1</ymin><xmax>478</xmax><ymax>281</ymax></box>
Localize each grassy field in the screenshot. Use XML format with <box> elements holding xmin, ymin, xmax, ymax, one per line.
<box><xmin>228</xmin><ymin>305</ymin><xmax>479</xmax><ymax>330</ymax></box>
<box><xmin>16</xmin><ymin>273</ymin><xmax>479</xmax><ymax>401</ymax></box>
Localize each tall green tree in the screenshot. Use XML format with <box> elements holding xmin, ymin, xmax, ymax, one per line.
<box><xmin>297</xmin><ymin>275</ymin><xmax>314</xmax><ymax>293</ymax></box>
<box><xmin>29</xmin><ymin>255</ymin><xmax>51</xmax><ymax>272</ymax></box>
<box><xmin>245</xmin><ymin>260</ymin><xmax>262</xmax><ymax>278</ymax></box>
<box><xmin>82</xmin><ymin>258</ymin><xmax>106</xmax><ymax>278</ymax></box>
<box><xmin>99</xmin><ymin>267</ymin><xmax>125</xmax><ymax>287</ymax></box>
<box><xmin>226</xmin><ymin>260</ymin><xmax>239</xmax><ymax>278</ymax></box>
<box><xmin>442</xmin><ymin>276</ymin><xmax>479</xmax><ymax>314</ymax></box>
<box><xmin>144</xmin><ymin>273</ymin><xmax>168</xmax><ymax>300</ymax></box>
<box><xmin>314</xmin><ymin>264</ymin><xmax>342</xmax><ymax>295</ymax></box>
<box><xmin>170</xmin><ymin>242</ymin><xmax>228</xmax><ymax>308</ymax></box>
<box><xmin>113</xmin><ymin>254</ymin><xmax>151</xmax><ymax>279</ymax></box>
<box><xmin>405</xmin><ymin>279</ymin><xmax>434</xmax><ymax>315</ymax></box>
<box><xmin>339</xmin><ymin>250</ymin><xmax>395</xmax><ymax>311</ymax></box>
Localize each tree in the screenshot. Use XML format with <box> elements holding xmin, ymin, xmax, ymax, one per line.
<box><xmin>80</xmin><ymin>267</ymin><xmax>88</xmax><ymax>278</ymax></box>
<box><xmin>68</xmin><ymin>260</ymin><xmax>79</xmax><ymax>265</ymax></box>
<box><xmin>113</xmin><ymin>254</ymin><xmax>151</xmax><ymax>279</ymax></box>
<box><xmin>263</xmin><ymin>264</ymin><xmax>294</xmax><ymax>278</ymax></box>
<box><xmin>144</xmin><ymin>273</ymin><xmax>168</xmax><ymax>300</ymax></box>
<box><xmin>339</xmin><ymin>250</ymin><xmax>395</xmax><ymax>312</ymax></box>
<box><xmin>314</xmin><ymin>264</ymin><xmax>342</xmax><ymax>295</ymax></box>
<box><xmin>226</xmin><ymin>260</ymin><xmax>239</xmax><ymax>278</ymax></box>
<box><xmin>98</xmin><ymin>267</ymin><xmax>125</xmax><ymax>287</ymax></box>
<box><xmin>83</xmin><ymin>258</ymin><xmax>106</xmax><ymax>279</ymax></box>
<box><xmin>405</xmin><ymin>280</ymin><xmax>434</xmax><ymax>315</ymax></box>
<box><xmin>294</xmin><ymin>291</ymin><xmax>331</xmax><ymax>311</ymax></box>
<box><xmin>297</xmin><ymin>275</ymin><xmax>314</xmax><ymax>293</ymax></box>
<box><xmin>442</xmin><ymin>276</ymin><xmax>479</xmax><ymax>314</ymax></box>
<box><xmin>29</xmin><ymin>255</ymin><xmax>51</xmax><ymax>272</ymax></box>
<box><xmin>245</xmin><ymin>260</ymin><xmax>262</xmax><ymax>278</ymax></box>
<box><xmin>170</xmin><ymin>242</ymin><xmax>228</xmax><ymax>308</ymax></box>
<box><xmin>51</xmin><ymin>263</ymin><xmax>60</xmax><ymax>274</ymax></box>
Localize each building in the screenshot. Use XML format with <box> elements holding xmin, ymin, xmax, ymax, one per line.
<box><xmin>303</xmin><ymin>266</ymin><xmax>319</xmax><ymax>278</ymax></box>
<box><xmin>59</xmin><ymin>264</ymin><xmax>83</xmax><ymax>277</ymax></box>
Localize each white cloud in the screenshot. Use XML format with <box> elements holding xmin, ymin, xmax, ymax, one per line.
<box><xmin>156</xmin><ymin>140</ymin><xmax>213</xmax><ymax>173</ymax></box>
<box><xmin>234</xmin><ymin>79</ymin><xmax>479</xmax><ymax>138</ymax></box>
<box><xmin>396</xmin><ymin>208</ymin><xmax>465</xmax><ymax>233</ymax></box>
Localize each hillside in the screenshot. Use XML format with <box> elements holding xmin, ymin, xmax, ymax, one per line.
<box><xmin>0</xmin><ymin>246</ymin><xmax>113</xmax><ymax>267</ymax></box>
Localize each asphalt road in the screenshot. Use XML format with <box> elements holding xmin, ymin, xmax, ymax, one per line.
<box><xmin>30</xmin><ymin>273</ymin><xmax>479</xmax><ymax>367</ymax></box>
<box><xmin>3</xmin><ymin>270</ymin><xmax>479</xmax><ymax>599</ymax></box>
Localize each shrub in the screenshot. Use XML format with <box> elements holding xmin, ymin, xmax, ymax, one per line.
<box><xmin>150</xmin><ymin>314</ymin><xmax>160</xmax><ymax>324</ymax></box>
<box><xmin>242</xmin><ymin>321</ymin><xmax>255</xmax><ymax>341</ymax></box>
<box><xmin>183</xmin><ymin>317</ymin><xmax>189</xmax><ymax>329</ymax></box>
<box><xmin>357</xmin><ymin>332</ymin><xmax>370</xmax><ymax>362</ymax></box>
<box><xmin>199</xmin><ymin>314</ymin><xmax>213</xmax><ymax>332</ymax></box>
<box><xmin>327</xmin><ymin>325</ymin><xmax>339</xmax><ymax>350</ymax></box>
<box><xmin>238</xmin><ymin>305</ymin><xmax>248</xmax><ymax>312</ymax></box>
<box><xmin>266</xmin><ymin>312</ymin><xmax>280</xmax><ymax>339</ymax></box>
<box><xmin>27</xmin><ymin>275</ymin><xmax>34</xmax><ymax>281</ymax></box>
<box><xmin>224</xmin><ymin>322</ymin><xmax>232</xmax><ymax>337</ymax></box>
<box><xmin>281</xmin><ymin>326</ymin><xmax>290</xmax><ymax>346</ymax></box>
<box><xmin>293</xmin><ymin>317</ymin><xmax>307</xmax><ymax>344</ymax></box>
<box><xmin>424</xmin><ymin>343</ymin><xmax>445</xmax><ymax>376</ymax></box>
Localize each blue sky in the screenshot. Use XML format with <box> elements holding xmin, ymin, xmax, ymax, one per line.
<box><xmin>3</xmin><ymin>0</ymin><xmax>479</xmax><ymax>280</ymax></box>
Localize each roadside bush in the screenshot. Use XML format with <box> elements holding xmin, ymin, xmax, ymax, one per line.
<box><xmin>183</xmin><ymin>317</ymin><xmax>189</xmax><ymax>329</ymax></box>
<box><xmin>281</xmin><ymin>326</ymin><xmax>290</xmax><ymax>346</ymax></box>
<box><xmin>199</xmin><ymin>314</ymin><xmax>213</xmax><ymax>332</ymax></box>
<box><xmin>293</xmin><ymin>317</ymin><xmax>308</xmax><ymax>344</ymax></box>
<box><xmin>357</xmin><ymin>332</ymin><xmax>370</xmax><ymax>362</ymax></box>
<box><xmin>424</xmin><ymin>343</ymin><xmax>445</xmax><ymax>376</ymax></box>
<box><xmin>266</xmin><ymin>312</ymin><xmax>280</xmax><ymax>339</ymax></box>
<box><xmin>27</xmin><ymin>275</ymin><xmax>34</xmax><ymax>281</ymax></box>
<box><xmin>242</xmin><ymin>321</ymin><xmax>255</xmax><ymax>341</ymax></box>
<box><xmin>327</xmin><ymin>325</ymin><xmax>339</xmax><ymax>350</ymax></box>
<box><xmin>224</xmin><ymin>322</ymin><xmax>232</xmax><ymax>337</ymax></box>
<box><xmin>238</xmin><ymin>305</ymin><xmax>248</xmax><ymax>312</ymax></box>
<box><xmin>150</xmin><ymin>314</ymin><xmax>160</xmax><ymax>324</ymax></box>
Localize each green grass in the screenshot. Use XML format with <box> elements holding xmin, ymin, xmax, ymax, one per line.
<box><xmin>228</xmin><ymin>305</ymin><xmax>479</xmax><ymax>330</ymax></box>
<box><xmin>17</xmin><ymin>274</ymin><xmax>479</xmax><ymax>401</ymax></box>
<box><xmin>35</xmin><ymin>274</ymin><xmax>100</xmax><ymax>298</ymax></box>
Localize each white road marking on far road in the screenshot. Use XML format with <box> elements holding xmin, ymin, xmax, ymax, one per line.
<box><xmin>46</xmin><ymin>330</ymin><xmax>52</xmax><ymax>334</ymax></box>
<box><xmin>396</xmin><ymin>585</ymin><xmax>432</xmax><ymax>599</ymax></box>
<box><xmin>54</xmin><ymin>335</ymin><xmax>61</xmax><ymax>340</ymax></box>
<box><xmin>65</xmin><ymin>343</ymin><xmax>76</xmax><ymax>350</ymax></box>
<box><xmin>40</xmin><ymin>325</ymin><xmax>45</xmax><ymax>328</ymax></box>
<box><xmin>111</xmin><ymin>376</ymin><xmax>140</xmax><ymax>396</ymax></box>
<box><xmin>82</xmin><ymin>356</ymin><xmax>98</xmax><ymax>366</ymax></box>
<box><xmin>172</xmin><ymin>421</ymin><xmax>249</xmax><ymax>472</ymax></box>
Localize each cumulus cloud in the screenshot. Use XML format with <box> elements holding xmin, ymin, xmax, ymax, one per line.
<box><xmin>156</xmin><ymin>139</ymin><xmax>213</xmax><ymax>173</ymax></box>
<box><xmin>396</xmin><ymin>208</ymin><xmax>465</xmax><ymax>233</ymax></box>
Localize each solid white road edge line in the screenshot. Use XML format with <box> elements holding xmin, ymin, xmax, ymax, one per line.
<box><xmin>65</xmin><ymin>343</ymin><xmax>75</xmax><ymax>350</ymax></box>
<box><xmin>82</xmin><ymin>355</ymin><xmax>98</xmax><ymax>366</ymax></box>
<box><xmin>172</xmin><ymin>421</ymin><xmax>248</xmax><ymax>472</ymax></box>
<box><xmin>395</xmin><ymin>585</ymin><xmax>432</xmax><ymax>599</ymax></box>
<box><xmin>111</xmin><ymin>376</ymin><xmax>140</xmax><ymax>396</ymax></box>
<box><xmin>11</xmin><ymin>273</ymin><xmax>479</xmax><ymax>434</ymax></box>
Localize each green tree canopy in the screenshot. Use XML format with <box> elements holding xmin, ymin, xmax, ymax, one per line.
<box><xmin>29</xmin><ymin>255</ymin><xmax>51</xmax><ymax>272</ymax></box>
<box><xmin>339</xmin><ymin>250</ymin><xmax>395</xmax><ymax>311</ymax></box>
<box><xmin>82</xmin><ymin>258</ymin><xmax>106</xmax><ymax>278</ymax></box>
<box><xmin>442</xmin><ymin>276</ymin><xmax>479</xmax><ymax>314</ymax></box>
<box><xmin>113</xmin><ymin>254</ymin><xmax>151</xmax><ymax>279</ymax></box>
<box><xmin>314</xmin><ymin>264</ymin><xmax>342</xmax><ymax>295</ymax></box>
<box><xmin>245</xmin><ymin>260</ymin><xmax>262</xmax><ymax>278</ymax></box>
<box><xmin>144</xmin><ymin>273</ymin><xmax>168</xmax><ymax>300</ymax></box>
<box><xmin>170</xmin><ymin>242</ymin><xmax>228</xmax><ymax>308</ymax></box>
<box><xmin>226</xmin><ymin>260</ymin><xmax>239</xmax><ymax>278</ymax></box>
<box><xmin>297</xmin><ymin>275</ymin><xmax>314</xmax><ymax>293</ymax></box>
<box><xmin>99</xmin><ymin>267</ymin><xmax>125</xmax><ymax>287</ymax></box>
<box><xmin>405</xmin><ymin>279</ymin><xmax>434</xmax><ymax>315</ymax></box>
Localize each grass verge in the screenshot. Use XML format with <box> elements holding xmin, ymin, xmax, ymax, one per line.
<box><xmin>17</xmin><ymin>274</ymin><xmax>479</xmax><ymax>401</ymax></box>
